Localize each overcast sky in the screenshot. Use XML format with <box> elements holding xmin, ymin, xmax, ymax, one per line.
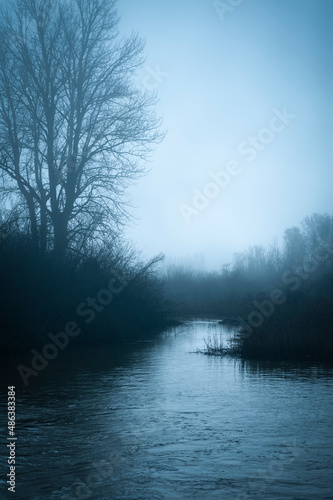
<box><xmin>118</xmin><ymin>0</ymin><xmax>333</xmax><ymax>271</ymax></box>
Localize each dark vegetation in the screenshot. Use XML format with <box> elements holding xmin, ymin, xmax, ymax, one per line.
<box><xmin>163</xmin><ymin>213</ymin><xmax>333</xmax><ymax>362</ymax></box>
<box><xmin>0</xmin><ymin>0</ymin><xmax>172</xmax><ymax>356</ymax></box>
<box><xmin>0</xmin><ymin>215</ymin><xmax>172</xmax><ymax>354</ymax></box>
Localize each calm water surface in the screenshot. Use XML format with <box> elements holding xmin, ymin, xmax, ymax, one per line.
<box><xmin>1</xmin><ymin>320</ymin><xmax>333</xmax><ymax>499</ymax></box>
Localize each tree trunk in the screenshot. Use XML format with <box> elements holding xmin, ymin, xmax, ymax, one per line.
<box><xmin>53</xmin><ymin>213</ymin><xmax>68</xmax><ymax>264</ymax></box>
<box><xmin>39</xmin><ymin>196</ymin><xmax>48</xmax><ymax>254</ymax></box>
<box><xmin>26</xmin><ymin>196</ymin><xmax>39</xmax><ymax>250</ymax></box>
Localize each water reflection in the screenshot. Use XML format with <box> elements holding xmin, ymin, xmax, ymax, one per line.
<box><xmin>0</xmin><ymin>320</ymin><xmax>332</xmax><ymax>499</ymax></box>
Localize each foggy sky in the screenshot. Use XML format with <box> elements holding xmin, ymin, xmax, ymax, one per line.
<box><xmin>118</xmin><ymin>0</ymin><xmax>333</xmax><ymax>271</ymax></box>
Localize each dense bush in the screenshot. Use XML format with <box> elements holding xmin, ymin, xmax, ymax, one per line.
<box><xmin>0</xmin><ymin>219</ymin><xmax>172</xmax><ymax>354</ymax></box>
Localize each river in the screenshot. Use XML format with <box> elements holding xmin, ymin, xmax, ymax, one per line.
<box><xmin>1</xmin><ymin>320</ymin><xmax>333</xmax><ymax>499</ymax></box>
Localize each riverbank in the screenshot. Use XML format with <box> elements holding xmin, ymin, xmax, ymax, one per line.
<box><xmin>198</xmin><ymin>303</ymin><xmax>333</xmax><ymax>363</ymax></box>
<box><xmin>0</xmin><ymin>225</ymin><xmax>177</xmax><ymax>357</ymax></box>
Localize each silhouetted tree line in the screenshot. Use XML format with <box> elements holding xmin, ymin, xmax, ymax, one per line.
<box><xmin>163</xmin><ymin>213</ymin><xmax>333</xmax><ymax>361</ymax></box>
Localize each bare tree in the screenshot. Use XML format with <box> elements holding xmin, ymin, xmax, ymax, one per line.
<box><xmin>0</xmin><ymin>0</ymin><xmax>162</xmax><ymax>261</ymax></box>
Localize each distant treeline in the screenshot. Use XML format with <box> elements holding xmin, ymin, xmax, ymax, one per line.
<box><xmin>163</xmin><ymin>213</ymin><xmax>333</xmax><ymax>362</ymax></box>
<box><xmin>0</xmin><ymin>216</ymin><xmax>172</xmax><ymax>356</ymax></box>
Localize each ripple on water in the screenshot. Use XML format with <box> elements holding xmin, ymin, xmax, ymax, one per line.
<box><xmin>0</xmin><ymin>320</ymin><xmax>332</xmax><ymax>499</ymax></box>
